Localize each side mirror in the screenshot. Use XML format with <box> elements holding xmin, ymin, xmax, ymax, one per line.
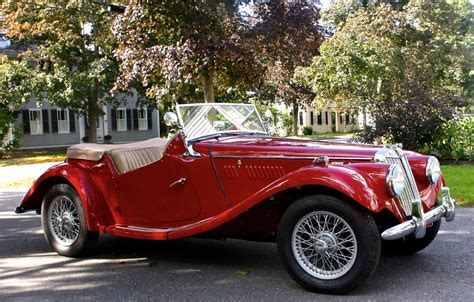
<box><xmin>164</xmin><ymin>112</ymin><xmax>179</xmax><ymax>127</ymax></box>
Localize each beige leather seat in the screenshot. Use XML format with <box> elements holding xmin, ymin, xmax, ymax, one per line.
<box><xmin>67</xmin><ymin>138</ymin><xmax>169</xmax><ymax>174</ymax></box>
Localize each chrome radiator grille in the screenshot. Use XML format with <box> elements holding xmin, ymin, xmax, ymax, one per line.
<box><xmin>384</xmin><ymin>151</ymin><xmax>420</xmax><ymax>216</ymax></box>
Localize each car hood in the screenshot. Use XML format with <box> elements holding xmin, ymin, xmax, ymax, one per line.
<box><xmin>193</xmin><ymin>135</ymin><xmax>407</xmax><ymax>159</ymax></box>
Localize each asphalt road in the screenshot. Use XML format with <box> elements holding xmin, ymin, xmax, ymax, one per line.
<box><xmin>1</xmin><ymin>190</ymin><xmax>473</xmax><ymax>301</ymax></box>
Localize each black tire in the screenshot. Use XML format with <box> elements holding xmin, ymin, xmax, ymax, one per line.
<box><xmin>41</xmin><ymin>183</ymin><xmax>98</xmax><ymax>257</ymax></box>
<box><xmin>277</xmin><ymin>195</ymin><xmax>381</xmax><ymax>295</ymax></box>
<box><xmin>382</xmin><ymin>219</ymin><xmax>441</xmax><ymax>255</ymax></box>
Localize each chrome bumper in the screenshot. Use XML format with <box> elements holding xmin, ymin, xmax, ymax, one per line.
<box><xmin>381</xmin><ymin>187</ymin><xmax>456</xmax><ymax>240</ymax></box>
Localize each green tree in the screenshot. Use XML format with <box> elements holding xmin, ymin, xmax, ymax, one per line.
<box><xmin>1</xmin><ymin>0</ymin><xmax>120</xmax><ymax>143</ymax></box>
<box><xmin>302</xmin><ymin>2</ymin><xmax>470</xmax><ymax>150</ymax></box>
<box><xmin>0</xmin><ymin>55</ymin><xmax>35</xmax><ymax>151</ymax></box>
<box><xmin>322</xmin><ymin>0</ymin><xmax>409</xmax><ymax>29</ymax></box>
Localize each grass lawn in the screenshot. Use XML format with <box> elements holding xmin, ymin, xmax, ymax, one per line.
<box><xmin>0</xmin><ymin>149</ymin><xmax>66</xmax><ymax>167</ymax></box>
<box><xmin>442</xmin><ymin>165</ymin><xmax>474</xmax><ymax>207</ymax></box>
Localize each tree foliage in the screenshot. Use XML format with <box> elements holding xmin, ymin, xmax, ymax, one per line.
<box><xmin>113</xmin><ymin>1</ymin><xmax>323</xmax><ymax>136</ymax></box>
<box><xmin>113</xmin><ymin>0</ymin><xmax>263</xmax><ymax>104</ymax></box>
<box><xmin>0</xmin><ymin>55</ymin><xmax>35</xmax><ymax>150</ymax></box>
<box><xmin>1</xmin><ymin>0</ymin><xmax>120</xmax><ymax>142</ymax></box>
<box><xmin>250</xmin><ymin>0</ymin><xmax>323</xmax><ymax>135</ymax></box>
<box><xmin>302</xmin><ymin>1</ymin><xmax>470</xmax><ymax>150</ymax></box>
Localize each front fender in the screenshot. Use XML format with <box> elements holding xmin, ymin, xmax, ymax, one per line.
<box><xmin>16</xmin><ymin>162</ymin><xmax>104</xmax><ymax>232</ymax></box>
<box><xmin>240</xmin><ymin>163</ymin><xmax>404</xmax><ymax>222</ymax></box>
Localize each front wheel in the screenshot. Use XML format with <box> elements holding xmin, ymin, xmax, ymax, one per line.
<box><xmin>277</xmin><ymin>195</ymin><xmax>381</xmax><ymax>294</ymax></box>
<box><xmin>41</xmin><ymin>184</ymin><xmax>98</xmax><ymax>257</ymax></box>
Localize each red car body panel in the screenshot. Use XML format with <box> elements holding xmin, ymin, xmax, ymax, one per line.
<box><xmin>17</xmin><ymin>133</ymin><xmax>441</xmax><ymax>241</ymax></box>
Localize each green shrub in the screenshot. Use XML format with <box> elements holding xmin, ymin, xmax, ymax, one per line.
<box><xmin>302</xmin><ymin>126</ymin><xmax>313</xmax><ymax>136</ymax></box>
<box><xmin>424</xmin><ymin>117</ymin><xmax>474</xmax><ymax>160</ymax></box>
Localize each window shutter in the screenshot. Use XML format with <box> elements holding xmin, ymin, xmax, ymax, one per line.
<box><xmin>69</xmin><ymin>110</ymin><xmax>75</xmax><ymax>133</ymax></box>
<box><xmin>147</xmin><ymin>109</ymin><xmax>152</xmax><ymax>130</ymax></box>
<box><xmin>111</xmin><ymin>109</ymin><xmax>117</xmax><ymax>131</ymax></box>
<box><xmin>22</xmin><ymin>110</ymin><xmax>30</xmax><ymax>134</ymax></box>
<box><xmin>42</xmin><ymin>109</ymin><xmax>49</xmax><ymax>133</ymax></box>
<box><xmin>132</xmin><ymin>109</ymin><xmax>138</xmax><ymax>130</ymax></box>
<box><xmin>325</xmin><ymin>112</ymin><xmax>329</xmax><ymax>125</ymax></box>
<box><xmin>126</xmin><ymin>109</ymin><xmax>132</xmax><ymax>130</ymax></box>
<box><xmin>51</xmin><ymin>109</ymin><xmax>58</xmax><ymax>133</ymax></box>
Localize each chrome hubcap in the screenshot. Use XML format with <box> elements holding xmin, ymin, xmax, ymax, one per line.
<box><xmin>292</xmin><ymin>211</ymin><xmax>357</xmax><ymax>280</ymax></box>
<box><xmin>48</xmin><ymin>196</ymin><xmax>80</xmax><ymax>246</ymax></box>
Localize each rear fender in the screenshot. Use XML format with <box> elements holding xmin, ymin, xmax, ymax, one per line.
<box><xmin>16</xmin><ymin>162</ymin><xmax>104</xmax><ymax>231</ymax></box>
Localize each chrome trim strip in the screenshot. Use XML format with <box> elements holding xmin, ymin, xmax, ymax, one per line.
<box><xmin>211</xmin><ymin>155</ymin><xmax>373</xmax><ymax>161</ymax></box>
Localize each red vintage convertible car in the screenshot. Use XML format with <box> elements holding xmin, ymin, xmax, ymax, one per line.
<box><xmin>16</xmin><ymin>103</ymin><xmax>455</xmax><ymax>294</ymax></box>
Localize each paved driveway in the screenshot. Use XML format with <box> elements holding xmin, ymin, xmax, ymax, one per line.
<box><xmin>0</xmin><ymin>191</ymin><xmax>473</xmax><ymax>301</ymax></box>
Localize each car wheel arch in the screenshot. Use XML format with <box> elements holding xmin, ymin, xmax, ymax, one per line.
<box><xmin>272</xmin><ymin>184</ymin><xmax>376</xmax><ymax>217</ymax></box>
<box><xmin>18</xmin><ymin>169</ymin><xmax>102</xmax><ymax>232</ymax></box>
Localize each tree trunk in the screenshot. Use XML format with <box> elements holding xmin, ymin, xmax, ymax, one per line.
<box><xmin>201</xmin><ymin>68</ymin><xmax>215</xmax><ymax>103</ymax></box>
<box><xmin>292</xmin><ymin>100</ymin><xmax>298</xmax><ymax>135</ymax></box>
<box><xmin>87</xmin><ymin>108</ymin><xmax>97</xmax><ymax>143</ymax></box>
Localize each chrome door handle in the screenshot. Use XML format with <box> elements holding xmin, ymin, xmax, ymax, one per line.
<box><xmin>169</xmin><ymin>178</ymin><xmax>186</xmax><ymax>188</ymax></box>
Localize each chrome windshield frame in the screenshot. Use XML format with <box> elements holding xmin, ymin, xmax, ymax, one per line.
<box><xmin>175</xmin><ymin>103</ymin><xmax>269</xmax><ymax>156</ymax></box>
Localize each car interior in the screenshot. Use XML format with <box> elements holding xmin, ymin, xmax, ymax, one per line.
<box><xmin>67</xmin><ymin>137</ymin><xmax>170</xmax><ymax>174</ymax></box>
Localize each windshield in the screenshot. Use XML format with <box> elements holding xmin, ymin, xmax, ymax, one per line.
<box><xmin>176</xmin><ymin>103</ymin><xmax>267</xmax><ymax>141</ymax></box>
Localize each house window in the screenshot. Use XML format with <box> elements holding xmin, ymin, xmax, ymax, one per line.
<box><xmin>317</xmin><ymin>112</ymin><xmax>322</xmax><ymax>125</ymax></box>
<box><xmin>29</xmin><ymin>109</ymin><xmax>43</xmax><ymax>135</ymax></box>
<box><xmin>116</xmin><ymin>108</ymin><xmax>127</xmax><ymax>131</ymax></box>
<box><xmin>345</xmin><ymin>113</ymin><xmax>350</xmax><ymax>125</ymax></box>
<box><xmin>57</xmin><ymin>109</ymin><xmax>70</xmax><ymax>133</ymax></box>
<box><xmin>310</xmin><ymin>111</ymin><xmax>314</xmax><ymax>125</ymax></box>
<box><xmin>138</xmin><ymin>108</ymin><xmax>148</xmax><ymax>130</ymax></box>
<box><xmin>299</xmin><ymin>111</ymin><xmax>304</xmax><ymax>126</ymax></box>
<box><xmin>325</xmin><ymin>112</ymin><xmax>329</xmax><ymax>125</ymax></box>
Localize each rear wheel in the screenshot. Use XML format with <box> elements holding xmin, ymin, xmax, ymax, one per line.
<box><xmin>277</xmin><ymin>195</ymin><xmax>381</xmax><ymax>294</ymax></box>
<box><xmin>41</xmin><ymin>184</ymin><xmax>98</xmax><ymax>257</ymax></box>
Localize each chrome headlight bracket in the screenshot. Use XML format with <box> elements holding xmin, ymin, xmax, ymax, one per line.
<box><xmin>386</xmin><ymin>165</ymin><xmax>405</xmax><ymax>197</ymax></box>
<box><xmin>426</xmin><ymin>156</ymin><xmax>441</xmax><ymax>184</ymax></box>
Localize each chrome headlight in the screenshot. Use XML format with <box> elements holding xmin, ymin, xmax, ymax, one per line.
<box><xmin>387</xmin><ymin>165</ymin><xmax>405</xmax><ymax>197</ymax></box>
<box><xmin>426</xmin><ymin>156</ymin><xmax>441</xmax><ymax>184</ymax></box>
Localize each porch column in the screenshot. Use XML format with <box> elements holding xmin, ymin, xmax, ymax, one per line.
<box><xmin>335</xmin><ymin>112</ymin><xmax>341</xmax><ymax>132</ymax></box>
<box><xmin>327</xmin><ymin>111</ymin><xmax>332</xmax><ymax>132</ymax></box>
<box><xmin>79</xmin><ymin>115</ymin><xmax>85</xmax><ymax>143</ymax></box>
<box><xmin>156</xmin><ymin>109</ymin><xmax>161</xmax><ymax>137</ymax></box>
<box><xmin>102</xmin><ymin>105</ymin><xmax>109</xmax><ymax>136</ymax></box>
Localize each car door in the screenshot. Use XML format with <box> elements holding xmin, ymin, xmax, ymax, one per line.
<box><xmin>115</xmin><ymin>153</ymin><xmax>201</xmax><ymax>227</ymax></box>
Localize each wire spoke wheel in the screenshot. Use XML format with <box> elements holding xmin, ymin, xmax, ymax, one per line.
<box><xmin>48</xmin><ymin>196</ymin><xmax>81</xmax><ymax>246</ymax></box>
<box><xmin>291</xmin><ymin>211</ymin><xmax>357</xmax><ymax>280</ymax></box>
